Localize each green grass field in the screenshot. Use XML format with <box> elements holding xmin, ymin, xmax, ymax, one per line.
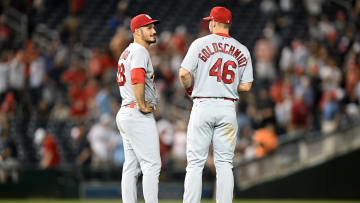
<box><xmin>0</xmin><ymin>200</ymin><xmax>359</xmax><ymax>203</ymax></box>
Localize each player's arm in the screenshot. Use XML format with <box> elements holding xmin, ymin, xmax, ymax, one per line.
<box><xmin>179</xmin><ymin>67</ymin><xmax>194</xmax><ymax>96</ymax></box>
<box><xmin>133</xmin><ymin>83</ymin><xmax>154</xmax><ymax>113</ymax></box>
<box><xmin>179</xmin><ymin>40</ymin><xmax>199</xmax><ymax>97</ymax></box>
<box><xmin>41</xmin><ymin>149</ymin><xmax>54</xmax><ymax>169</ymax></box>
<box><xmin>76</xmin><ymin>147</ymin><xmax>91</xmax><ymax>165</ymax></box>
<box><xmin>238</xmin><ymin>49</ymin><xmax>253</xmax><ymax>93</ymax></box>
<box><xmin>237</xmin><ymin>82</ymin><xmax>252</xmax><ymax>92</ymax></box>
<box><xmin>179</xmin><ymin>67</ymin><xmax>193</xmax><ymax>88</ymax></box>
<box><xmin>131</xmin><ymin>68</ymin><xmax>153</xmax><ymax>114</ymax></box>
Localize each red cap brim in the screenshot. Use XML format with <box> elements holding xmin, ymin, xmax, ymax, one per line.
<box><xmin>203</xmin><ymin>16</ymin><xmax>212</xmax><ymax>21</ymax></box>
<box><xmin>146</xmin><ymin>19</ymin><xmax>160</xmax><ymax>26</ymax></box>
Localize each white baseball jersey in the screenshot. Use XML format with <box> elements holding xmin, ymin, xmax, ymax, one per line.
<box><xmin>182</xmin><ymin>33</ymin><xmax>254</xmax><ymax>203</ymax></box>
<box><xmin>181</xmin><ymin>33</ymin><xmax>253</xmax><ymax>99</ymax></box>
<box><xmin>116</xmin><ymin>41</ymin><xmax>161</xmax><ymax>203</ymax></box>
<box><xmin>117</xmin><ymin>42</ymin><xmax>159</xmax><ymax>106</ymax></box>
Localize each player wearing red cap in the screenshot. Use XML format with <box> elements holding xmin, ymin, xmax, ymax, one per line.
<box><xmin>179</xmin><ymin>6</ymin><xmax>253</xmax><ymax>203</ymax></box>
<box><xmin>115</xmin><ymin>13</ymin><xmax>161</xmax><ymax>203</ymax></box>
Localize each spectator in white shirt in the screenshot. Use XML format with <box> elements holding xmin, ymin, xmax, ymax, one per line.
<box><xmin>0</xmin><ymin>50</ymin><xmax>9</xmax><ymax>102</ymax></box>
<box><xmin>29</xmin><ymin>52</ymin><xmax>46</xmax><ymax>107</ymax></box>
<box><xmin>87</xmin><ymin>114</ymin><xmax>117</xmax><ymax>168</ymax></box>
<box><xmin>171</xmin><ymin>120</ymin><xmax>187</xmax><ymax>169</ymax></box>
<box><xmin>8</xmin><ymin>51</ymin><xmax>25</xmax><ymax>103</ymax></box>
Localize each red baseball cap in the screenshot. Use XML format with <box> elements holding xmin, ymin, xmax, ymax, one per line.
<box><xmin>203</xmin><ymin>7</ymin><xmax>232</xmax><ymax>24</ymax></box>
<box><xmin>130</xmin><ymin>14</ymin><xmax>160</xmax><ymax>32</ymax></box>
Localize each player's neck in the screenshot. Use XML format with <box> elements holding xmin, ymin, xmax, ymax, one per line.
<box><xmin>134</xmin><ymin>39</ymin><xmax>150</xmax><ymax>50</ymax></box>
<box><xmin>212</xmin><ymin>27</ymin><xmax>229</xmax><ymax>36</ymax></box>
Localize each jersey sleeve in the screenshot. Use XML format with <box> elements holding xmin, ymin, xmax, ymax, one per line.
<box><xmin>240</xmin><ymin>48</ymin><xmax>254</xmax><ymax>83</ymax></box>
<box><xmin>131</xmin><ymin>68</ymin><xmax>146</xmax><ymax>84</ymax></box>
<box><xmin>130</xmin><ymin>49</ymin><xmax>148</xmax><ymax>71</ymax></box>
<box><xmin>181</xmin><ymin>40</ymin><xmax>199</xmax><ymax>73</ymax></box>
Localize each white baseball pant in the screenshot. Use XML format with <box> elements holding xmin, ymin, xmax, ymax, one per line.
<box><xmin>183</xmin><ymin>98</ymin><xmax>238</xmax><ymax>203</ymax></box>
<box><xmin>116</xmin><ymin>107</ymin><xmax>161</xmax><ymax>203</ymax></box>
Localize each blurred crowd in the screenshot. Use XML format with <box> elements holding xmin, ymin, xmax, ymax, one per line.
<box><xmin>1</xmin><ymin>0</ymin><xmax>360</xmax><ymax>183</ymax></box>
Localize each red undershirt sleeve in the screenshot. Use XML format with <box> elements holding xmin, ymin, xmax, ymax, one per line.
<box><xmin>131</xmin><ymin>68</ymin><xmax>146</xmax><ymax>84</ymax></box>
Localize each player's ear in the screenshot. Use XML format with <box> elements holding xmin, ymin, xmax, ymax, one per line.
<box><xmin>214</xmin><ymin>21</ymin><xmax>220</xmax><ymax>28</ymax></box>
<box><xmin>133</xmin><ymin>28</ymin><xmax>141</xmax><ymax>37</ymax></box>
<box><xmin>211</xmin><ymin>20</ymin><xmax>217</xmax><ymax>28</ymax></box>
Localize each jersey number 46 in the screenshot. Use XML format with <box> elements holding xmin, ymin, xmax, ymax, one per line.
<box><xmin>117</xmin><ymin>63</ymin><xmax>126</xmax><ymax>86</ymax></box>
<box><xmin>209</xmin><ymin>58</ymin><xmax>236</xmax><ymax>84</ymax></box>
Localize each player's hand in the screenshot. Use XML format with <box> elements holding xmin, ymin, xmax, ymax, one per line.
<box><xmin>185</xmin><ymin>86</ymin><xmax>193</xmax><ymax>97</ymax></box>
<box><xmin>137</xmin><ymin>100</ymin><xmax>154</xmax><ymax>114</ymax></box>
<box><xmin>185</xmin><ymin>86</ymin><xmax>193</xmax><ymax>100</ymax></box>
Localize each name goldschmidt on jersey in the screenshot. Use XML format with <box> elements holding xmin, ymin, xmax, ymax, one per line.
<box><xmin>197</xmin><ymin>42</ymin><xmax>247</xmax><ymax>67</ymax></box>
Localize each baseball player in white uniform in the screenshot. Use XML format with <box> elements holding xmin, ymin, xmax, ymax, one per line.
<box><xmin>115</xmin><ymin>14</ymin><xmax>161</xmax><ymax>203</ymax></box>
<box><xmin>179</xmin><ymin>7</ymin><xmax>253</xmax><ymax>203</ymax></box>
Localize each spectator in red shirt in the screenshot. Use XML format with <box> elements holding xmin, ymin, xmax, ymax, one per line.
<box><xmin>290</xmin><ymin>94</ymin><xmax>309</xmax><ymax>132</ymax></box>
<box><xmin>89</xmin><ymin>48</ymin><xmax>116</xmax><ymax>79</ymax></box>
<box><xmin>70</xmin><ymin>0</ymin><xmax>86</xmax><ymax>15</ymax></box>
<box><xmin>0</xmin><ymin>92</ymin><xmax>15</xmax><ymax>117</ymax></box>
<box><xmin>61</xmin><ymin>59</ymin><xmax>87</xmax><ymax>88</ymax></box>
<box><xmin>70</xmin><ymin>96</ymin><xmax>87</xmax><ymax>121</ymax></box>
<box><xmin>345</xmin><ymin>61</ymin><xmax>360</xmax><ymax>99</ymax></box>
<box><xmin>34</xmin><ymin>128</ymin><xmax>60</xmax><ymax>169</ymax></box>
<box><xmin>68</xmin><ymin>78</ymin><xmax>99</xmax><ymax>122</ymax></box>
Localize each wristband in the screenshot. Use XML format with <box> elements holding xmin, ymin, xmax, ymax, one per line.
<box><xmin>185</xmin><ymin>86</ymin><xmax>193</xmax><ymax>96</ymax></box>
